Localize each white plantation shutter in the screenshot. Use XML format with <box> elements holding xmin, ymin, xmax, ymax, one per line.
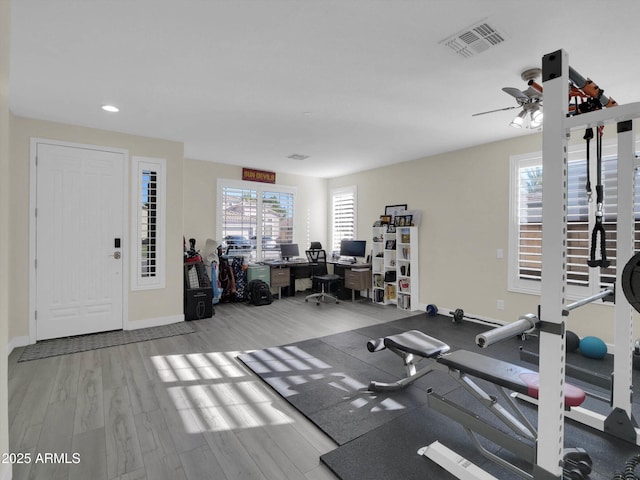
<box><xmin>331</xmin><ymin>186</ymin><xmax>357</xmax><ymax>253</ymax></box>
<box><xmin>599</xmin><ymin>155</ymin><xmax>619</xmax><ymax>288</ymax></box>
<box><xmin>516</xmin><ymin>161</ymin><xmax>543</xmax><ymax>282</ymax></box>
<box><xmin>132</xmin><ymin>156</ymin><xmax>166</xmax><ymax>290</ymax></box>
<box><xmin>262</xmin><ymin>189</ymin><xmax>294</xmax><ymax>249</ymax></box>
<box><xmin>517</xmin><ymin>158</ymin><xmax>590</xmax><ymax>287</ymax></box>
<box><xmin>566</xmin><ymin>159</ymin><xmax>590</xmax><ymax>287</ymax></box>
<box><xmin>220</xmin><ymin>185</ymin><xmax>258</xmax><ymax>241</ymax></box>
<box><xmin>141</xmin><ymin>169</ymin><xmax>158</xmax><ymax>278</ymax></box>
<box><xmin>511</xmin><ymin>143</ymin><xmax>640</xmax><ymax>296</ymax></box>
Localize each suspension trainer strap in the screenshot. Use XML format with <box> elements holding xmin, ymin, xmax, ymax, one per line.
<box><xmin>588</xmin><ymin>126</ymin><xmax>610</xmax><ymax>268</ymax></box>
<box><xmin>583</xmin><ymin>128</ymin><xmax>593</xmax><ymax>200</ymax></box>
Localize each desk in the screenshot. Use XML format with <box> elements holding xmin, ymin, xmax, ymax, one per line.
<box><xmin>263</xmin><ymin>260</ymin><xmax>372</xmax><ymax>301</ymax></box>
<box><xmin>331</xmin><ymin>263</ymin><xmax>372</xmax><ymax>301</ymax></box>
<box><xmin>263</xmin><ymin>260</ymin><xmax>310</xmax><ymax>298</ymax></box>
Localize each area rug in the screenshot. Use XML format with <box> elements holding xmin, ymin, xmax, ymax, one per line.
<box><xmin>18</xmin><ymin>321</ymin><xmax>195</xmax><ymax>362</ymax></box>
<box><xmin>239</xmin><ymin>313</ymin><xmax>640</xmax><ymax>480</ymax></box>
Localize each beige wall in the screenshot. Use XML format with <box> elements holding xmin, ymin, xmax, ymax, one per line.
<box><xmin>183</xmin><ymin>157</ymin><xmax>328</xmax><ymax>253</ymax></box>
<box><xmin>1</xmin><ymin>0</ymin><xmax>11</xmax><ymax>477</ymax></box>
<box><xmin>7</xmin><ymin>115</ymin><xmax>639</xmax><ymax>346</ymax></box>
<box><xmin>9</xmin><ymin>116</ymin><xmax>185</xmax><ymax>340</ymax></box>
<box><xmin>329</xmin><ymin>130</ymin><xmax>640</xmax><ymax>343</ymax></box>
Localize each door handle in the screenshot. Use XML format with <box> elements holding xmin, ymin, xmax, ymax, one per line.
<box><xmin>112</xmin><ymin>251</ymin><xmax>121</xmax><ymax>259</ymax></box>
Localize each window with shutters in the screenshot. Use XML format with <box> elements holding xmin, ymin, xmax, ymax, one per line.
<box><xmin>218</xmin><ymin>179</ymin><xmax>296</xmax><ymax>260</ymax></box>
<box><xmin>330</xmin><ymin>186</ymin><xmax>357</xmax><ymax>254</ymax></box>
<box><xmin>131</xmin><ymin>156</ymin><xmax>166</xmax><ymax>290</ymax></box>
<box><xmin>509</xmin><ymin>141</ymin><xmax>640</xmax><ymax>298</ymax></box>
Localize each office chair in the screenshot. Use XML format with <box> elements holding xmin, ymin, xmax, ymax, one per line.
<box><xmin>305</xmin><ymin>247</ymin><xmax>341</xmax><ymax>305</ymax></box>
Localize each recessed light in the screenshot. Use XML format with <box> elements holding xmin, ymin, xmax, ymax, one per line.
<box><xmin>101</xmin><ymin>105</ymin><xmax>119</xmax><ymax>113</ymax></box>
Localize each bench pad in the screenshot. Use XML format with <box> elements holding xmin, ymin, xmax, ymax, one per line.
<box><xmin>437</xmin><ymin>350</ymin><xmax>586</xmax><ymax>407</ymax></box>
<box><xmin>383</xmin><ymin>330</ymin><xmax>450</xmax><ymax>358</ymax></box>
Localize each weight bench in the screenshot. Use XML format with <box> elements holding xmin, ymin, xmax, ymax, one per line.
<box><xmin>367</xmin><ymin>329</ymin><xmax>450</xmax><ymax>391</ymax></box>
<box><xmin>367</xmin><ymin>330</ymin><xmax>592</xmax><ymax>480</ymax></box>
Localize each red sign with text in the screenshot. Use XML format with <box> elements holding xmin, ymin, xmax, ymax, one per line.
<box><xmin>242</xmin><ymin>168</ymin><xmax>276</xmax><ymax>184</ymax></box>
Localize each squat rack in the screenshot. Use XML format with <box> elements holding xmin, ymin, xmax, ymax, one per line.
<box><xmin>537</xmin><ymin>49</ymin><xmax>640</xmax><ymax>479</ymax></box>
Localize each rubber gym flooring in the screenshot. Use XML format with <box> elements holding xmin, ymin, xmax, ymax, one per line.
<box><xmin>239</xmin><ymin>313</ymin><xmax>640</xmax><ymax>480</ymax></box>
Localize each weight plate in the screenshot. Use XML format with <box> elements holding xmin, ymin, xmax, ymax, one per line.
<box><xmin>622</xmin><ymin>252</ymin><xmax>640</xmax><ymax>314</ymax></box>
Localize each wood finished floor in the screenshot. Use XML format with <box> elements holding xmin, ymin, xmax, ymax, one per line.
<box><xmin>8</xmin><ymin>294</ymin><xmax>412</xmax><ymax>480</ymax></box>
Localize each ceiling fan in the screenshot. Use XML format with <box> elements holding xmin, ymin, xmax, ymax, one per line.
<box><xmin>472</xmin><ymin>68</ymin><xmax>543</xmax><ymax>129</ymax></box>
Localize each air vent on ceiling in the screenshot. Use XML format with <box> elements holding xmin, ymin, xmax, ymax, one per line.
<box><xmin>288</xmin><ymin>154</ymin><xmax>309</xmax><ymax>161</ymax></box>
<box><xmin>441</xmin><ymin>19</ymin><xmax>507</xmax><ymax>58</ymax></box>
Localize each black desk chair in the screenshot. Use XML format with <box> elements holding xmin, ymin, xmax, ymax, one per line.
<box><xmin>305</xmin><ymin>248</ymin><xmax>341</xmax><ymax>305</ymax></box>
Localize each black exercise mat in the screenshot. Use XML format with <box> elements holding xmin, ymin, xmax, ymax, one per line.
<box><xmin>238</xmin><ymin>313</ymin><xmax>525</xmax><ymax>445</ymax></box>
<box><xmin>239</xmin><ymin>331</ymin><xmax>445</xmax><ymax>445</ymax></box>
<box><xmin>321</xmin><ymin>400</ymin><xmax>640</xmax><ymax>480</ymax></box>
<box><xmin>18</xmin><ymin>321</ymin><xmax>195</xmax><ymax>361</ymax></box>
<box><xmin>240</xmin><ymin>313</ymin><xmax>640</xmax><ymax>479</ymax></box>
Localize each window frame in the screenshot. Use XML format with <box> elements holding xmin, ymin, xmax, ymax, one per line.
<box><xmin>217</xmin><ymin>178</ymin><xmax>297</xmax><ymax>260</ymax></box>
<box><xmin>131</xmin><ymin>156</ymin><xmax>166</xmax><ymax>290</ymax></box>
<box><xmin>509</xmin><ymin>140</ymin><xmax>635</xmax><ymax>300</ymax></box>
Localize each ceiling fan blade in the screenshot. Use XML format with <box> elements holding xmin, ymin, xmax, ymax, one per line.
<box><xmin>502</xmin><ymin>87</ymin><xmax>529</xmax><ymax>102</ymax></box>
<box><xmin>471</xmin><ymin>105</ymin><xmax>519</xmax><ymax>117</ymax></box>
<box><xmin>522</xmin><ymin>86</ymin><xmax>542</xmax><ymax>99</ymax></box>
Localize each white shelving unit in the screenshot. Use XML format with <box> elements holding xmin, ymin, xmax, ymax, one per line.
<box><xmin>396</xmin><ymin>227</ymin><xmax>418</xmax><ymax>310</ymax></box>
<box><xmin>372</xmin><ymin>225</ymin><xmax>419</xmax><ymax>310</ymax></box>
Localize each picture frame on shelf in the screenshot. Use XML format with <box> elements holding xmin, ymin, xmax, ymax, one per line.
<box><xmin>404</xmin><ymin>214</ymin><xmax>413</xmax><ymax>226</ymax></box>
<box><xmin>385</xmin><ymin>204</ymin><xmax>407</xmax><ymax>224</ymax></box>
<box><xmin>403</xmin><ymin>210</ymin><xmax>421</xmax><ymax>227</ymax></box>
<box><xmin>380</xmin><ymin>215</ymin><xmax>392</xmax><ymax>225</ymax></box>
<box><xmin>387</xmin><ymin>223</ymin><xmax>396</xmax><ymax>233</ymax></box>
<box><xmin>395</xmin><ymin>215</ymin><xmax>406</xmax><ymax>226</ymax></box>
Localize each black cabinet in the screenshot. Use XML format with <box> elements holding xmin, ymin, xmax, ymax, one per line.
<box><xmin>184</xmin><ymin>262</ymin><xmax>214</xmax><ymax>320</ymax></box>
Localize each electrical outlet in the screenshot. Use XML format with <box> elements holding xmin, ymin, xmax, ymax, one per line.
<box><xmin>497</xmin><ymin>299</ymin><xmax>505</xmax><ymax>310</ymax></box>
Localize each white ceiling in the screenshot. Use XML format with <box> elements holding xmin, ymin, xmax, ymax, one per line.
<box><xmin>9</xmin><ymin>1</ymin><xmax>640</xmax><ymax>178</ymax></box>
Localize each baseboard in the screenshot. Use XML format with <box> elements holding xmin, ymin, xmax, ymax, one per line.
<box><xmin>0</xmin><ymin>463</ymin><xmax>12</xmax><ymax>480</ymax></box>
<box><xmin>124</xmin><ymin>313</ymin><xmax>185</xmax><ymax>331</ymax></box>
<box><xmin>7</xmin><ymin>335</ymin><xmax>29</xmax><ymax>355</ymax></box>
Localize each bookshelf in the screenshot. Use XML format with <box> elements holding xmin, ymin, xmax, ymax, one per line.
<box><xmin>396</xmin><ymin>227</ymin><xmax>418</xmax><ymax>311</ymax></box>
<box><xmin>372</xmin><ymin>225</ymin><xmax>419</xmax><ymax>310</ymax></box>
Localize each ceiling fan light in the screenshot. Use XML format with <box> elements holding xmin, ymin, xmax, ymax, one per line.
<box><xmin>510</xmin><ymin>110</ymin><xmax>527</xmax><ymax>128</ymax></box>
<box><xmin>530</xmin><ymin>107</ymin><xmax>543</xmax><ymax>127</ymax></box>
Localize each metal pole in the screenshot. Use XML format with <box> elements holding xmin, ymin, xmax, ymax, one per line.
<box><xmin>476</xmin><ymin>314</ymin><xmax>538</xmax><ymax>348</ymax></box>
<box><xmin>537</xmin><ymin>48</ymin><xmax>569</xmax><ymax>480</ymax></box>
<box><xmin>563</xmin><ymin>288</ymin><xmax>613</xmax><ymax>313</ymax></box>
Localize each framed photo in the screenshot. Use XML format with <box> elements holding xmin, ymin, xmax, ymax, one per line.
<box><xmin>403</xmin><ymin>209</ymin><xmax>421</xmax><ymax>227</ymax></box>
<box><xmin>385</xmin><ymin>204</ymin><xmax>407</xmax><ymax>224</ymax></box>
<box><xmin>405</xmin><ymin>214</ymin><xmax>413</xmax><ymax>226</ymax></box>
<box><xmin>380</xmin><ymin>215</ymin><xmax>392</xmax><ymax>225</ymax></box>
<box><xmin>395</xmin><ymin>215</ymin><xmax>406</xmax><ymax>227</ymax></box>
<box><xmin>387</xmin><ymin>224</ymin><xmax>396</xmax><ymax>233</ymax></box>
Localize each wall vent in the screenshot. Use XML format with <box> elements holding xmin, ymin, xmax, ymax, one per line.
<box><xmin>441</xmin><ymin>19</ymin><xmax>507</xmax><ymax>58</ymax></box>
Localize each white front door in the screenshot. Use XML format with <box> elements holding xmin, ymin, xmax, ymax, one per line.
<box><xmin>35</xmin><ymin>142</ymin><xmax>125</xmax><ymax>340</ymax></box>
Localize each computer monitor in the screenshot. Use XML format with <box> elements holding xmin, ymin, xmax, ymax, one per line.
<box><xmin>280</xmin><ymin>243</ymin><xmax>300</xmax><ymax>260</ymax></box>
<box><xmin>339</xmin><ymin>239</ymin><xmax>366</xmax><ymax>261</ymax></box>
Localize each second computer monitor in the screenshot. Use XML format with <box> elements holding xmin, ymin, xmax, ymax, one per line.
<box><xmin>340</xmin><ymin>239</ymin><xmax>366</xmax><ymax>260</ymax></box>
<box><xmin>280</xmin><ymin>243</ymin><xmax>300</xmax><ymax>260</ymax></box>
